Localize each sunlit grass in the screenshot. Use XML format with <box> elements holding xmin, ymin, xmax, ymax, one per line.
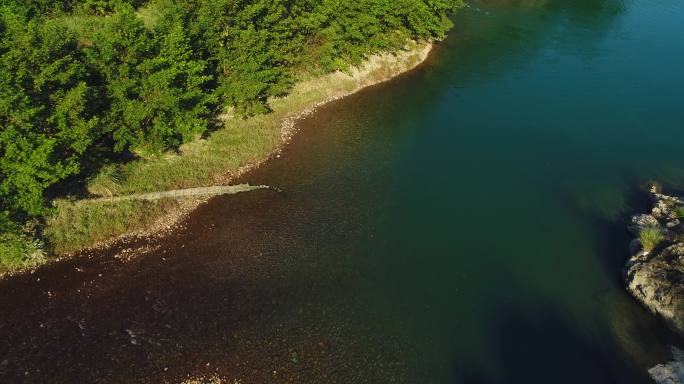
<box><xmin>45</xmin><ymin>198</ymin><xmax>180</xmax><ymax>254</ymax></box>
<box><xmin>639</xmin><ymin>226</ymin><xmax>663</xmax><ymax>253</ymax></box>
<box><xmin>136</xmin><ymin>3</ymin><xmax>161</xmax><ymax>28</ymax></box>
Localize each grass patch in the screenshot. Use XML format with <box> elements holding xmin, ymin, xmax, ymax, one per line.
<box><xmin>60</xmin><ymin>13</ymin><xmax>108</xmax><ymax>46</ymax></box>
<box><xmin>639</xmin><ymin>226</ymin><xmax>664</xmax><ymax>253</ymax></box>
<box><xmin>45</xmin><ymin>198</ymin><xmax>181</xmax><ymax>254</ymax></box>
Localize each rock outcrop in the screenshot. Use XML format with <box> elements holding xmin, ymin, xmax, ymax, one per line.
<box><xmin>625</xmin><ymin>190</ymin><xmax>684</xmax><ymax>337</ymax></box>
<box><xmin>650</xmin><ymin>347</ymin><xmax>684</xmax><ymax>384</ymax></box>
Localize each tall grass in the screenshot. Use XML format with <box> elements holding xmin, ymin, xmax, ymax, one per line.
<box><xmin>639</xmin><ymin>226</ymin><xmax>664</xmax><ymax>253</ymax></box>
<box><xmin>673</xmin><ymin>206</ymin><xmax>684</xmax><ymax>219</ymax></box>
<box><xmin>46</xmin><ymin>198</ymin><xmax>180</xmax><ymax>254</ymax></box>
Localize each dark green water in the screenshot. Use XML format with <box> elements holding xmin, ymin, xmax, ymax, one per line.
<box><xmin>245</xmin><ymin>0</ymin><xmax>684</xmax><ymax>380</ymax></box>
<box><xmin>1</xmin><ymin>0</ymin><xmax>684</xmax><ymax>382</ymax></box>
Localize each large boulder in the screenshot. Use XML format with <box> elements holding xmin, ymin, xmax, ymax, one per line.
<box><xmin>625</xmin><ymin>192</ymin><xmax>684</xmax><ymax>337</ymax></box>
<box><xmin>649</xmin><ymin>347</ymin><xmax>684</xmax><ymax>384</ymax></box>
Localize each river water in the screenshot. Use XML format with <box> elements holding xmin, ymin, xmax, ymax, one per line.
<box><xmin>2</xmin><ymin>0</ymin><xmax>684</xmax><ymax>383</ymax></box>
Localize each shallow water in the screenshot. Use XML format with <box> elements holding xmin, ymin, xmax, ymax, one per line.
<box><xmin>2</xmin><ymin>0</ymin><xmax>684</xmax><ymax>382</ymax></box>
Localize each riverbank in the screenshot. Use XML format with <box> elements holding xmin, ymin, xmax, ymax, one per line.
<box><xmin>625</xmin><ymin>187</ymin><xmax>684</xmax><ymax>383</ymax></box>
<box><xmin>625</xmin><ymin>186</ymin><xmax>684</xmax><ymax>338</ymax></box>
<box><xmin>1</xmin><ymin>41</ymin><xmax>434</xmax><ymax>277</ymax></box>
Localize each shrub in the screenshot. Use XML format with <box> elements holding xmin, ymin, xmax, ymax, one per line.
<box><xmin>0</xmin><ymin>230</ymin><xmax>44</xmax><ymax>272</ymax></box>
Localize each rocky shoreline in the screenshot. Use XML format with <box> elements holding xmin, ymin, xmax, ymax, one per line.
<box><xmin>650</xmin><ymin>347</ymin><xmax>684</xmax><ymax>384</ymax></box>
<box><xmin>626</xmin><ymin>187</ymin><xmax>684</xmax><ymax>383</ymax></box>
<box><xmin>625</xmin><ymin>187</ymin><xmax>684</xmax><ymax>337</ymax></box>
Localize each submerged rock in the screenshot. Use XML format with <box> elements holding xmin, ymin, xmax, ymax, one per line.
<box><xmin>625</xmin><ymin>191</ymin><xmax>684</xmax><ymax>337</ymax></box>
<box><xmin>649</xmin><ymin>347</ymin><xmax>684</xmax><ymax>384</ymax></box>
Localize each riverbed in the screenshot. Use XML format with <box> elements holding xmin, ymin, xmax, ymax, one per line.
<box><xmin>1</xmin><ymin>0</ymin><xmax>684</xmax><ymax>382</ymax></box>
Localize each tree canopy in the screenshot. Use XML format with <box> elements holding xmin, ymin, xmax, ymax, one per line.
<box><xmin>0</xmin><ymin>0</ymin><xmax>461</xmax><ymax>229</ymax></box>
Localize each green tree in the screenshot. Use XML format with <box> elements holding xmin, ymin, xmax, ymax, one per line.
<box><xmin>88</xmin><ymin>5</ymin><xmax>213</xmax><ymax>155</ymax></box>
<box><xmin>196</xmin><ymin>0</ymin><xmax>295</xmax><ymax>115</ymax></box>
<box><xmin>1</xmin><ymin>0</ymin><xmax>462</xmax><ymax>268</ymax></box>
<box><xmin>0</xmin><ymin>10</ymin><xmax>98</xmax><ymax>218</ymax></box>
<box><xmin>137</xmin><ymin>21</ymin><xmax>215</xmax><ymax>152</ymax></box>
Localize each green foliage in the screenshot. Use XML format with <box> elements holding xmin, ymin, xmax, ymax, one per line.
<box><xmin>78</xmin><ymin>0</ymin><xmax>148</xmax><ymax>16</ymax></box>
<box><xmin>87</xmin><ymin>4</ymin><xmax>214</xmax><ymax>154</ymax></box>
<box><xmin>0</xmin><ymin>212</ymin><xmax>44</xmax><ymax>272</ymax></box>
<box><xmin>639</xmin><ymin>226</ymin><xmax>664</xmax><ymax>253</ymax></box>
<box><xmin>0</xmin><ymin>9</ymin><xmax>99</xmax><ymax>217</ymax></box>
<box><xmin>674</xmin><ymin>206</ymin><xmax>684</xmax><ymax>219</ymax></box>
<box><xmin>0</xmin><ymin>230</ymin><xmax>44</xmax><ymax>272</ymax></box>
<box><xmin>0</xmin><ymin>0</ymin><xmax>148</xmax><ymax>16</ymax></box>
<box><xmin>0</xmin><ymin>0</ymin><xmax>461</xmax><ymax>269</ymax></box>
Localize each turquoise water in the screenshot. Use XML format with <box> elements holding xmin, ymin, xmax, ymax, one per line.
<box><xmin>246</xmin><ymin>0</ymin><xmax>684</xmax><ymax>381</ymax></box>
<box><xmin>1</xmin><ymin>0</ymin><xmax>683</xmax><ymax>382</ymax></box>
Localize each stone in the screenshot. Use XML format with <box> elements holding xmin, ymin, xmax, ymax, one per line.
<box><xmin>629</xmin><ymin>214</ymin><xmax>660</xmax><ymax>235</ymax></box>
<box><xmin>649</xmin><ymin>347</ymin><xmax>684</xmax><ymax>384</ymax></box>
<box><xmin>625</xmin><ymin>191</ymin><xmax>684</xmax><ymax>337</ymax></box>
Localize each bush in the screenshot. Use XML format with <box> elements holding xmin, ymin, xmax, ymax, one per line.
<box><xmin>0</xmin><ymin>229</ymin><xmax>44</xmax><ymax>272</ymax></box>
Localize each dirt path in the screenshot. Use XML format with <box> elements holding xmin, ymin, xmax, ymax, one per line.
<box><xmin>85</xmin><ymin>184</ymin><xmax>274</xmax><ymax>203</ymax></box>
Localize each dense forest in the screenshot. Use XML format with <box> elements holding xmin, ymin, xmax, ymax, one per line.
<box><xmin>0</xmin><ymin>0</ymin><xmax>461</xmax><ymax>262</ymax></box>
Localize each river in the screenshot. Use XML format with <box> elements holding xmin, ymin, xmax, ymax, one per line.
<box><xmin>2</xmin><ymin>0</ymin><xmax>684</xmax><ymax>382</ymax></box>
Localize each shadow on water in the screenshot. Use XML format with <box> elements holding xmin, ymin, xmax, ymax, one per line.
<box><xmin>560</xmin><ymin>172</ymin><xmax>684</xmax><ymax>363</ymax></box>
<box><xmin>450</xmin><ymin>303</ymin><xmax>658</xmax><ymax>384</ymax></box>
<box><xmin>564</xmin><ymin>174</ymin><xmax>650</xmax><ymax>280</ymax></box>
